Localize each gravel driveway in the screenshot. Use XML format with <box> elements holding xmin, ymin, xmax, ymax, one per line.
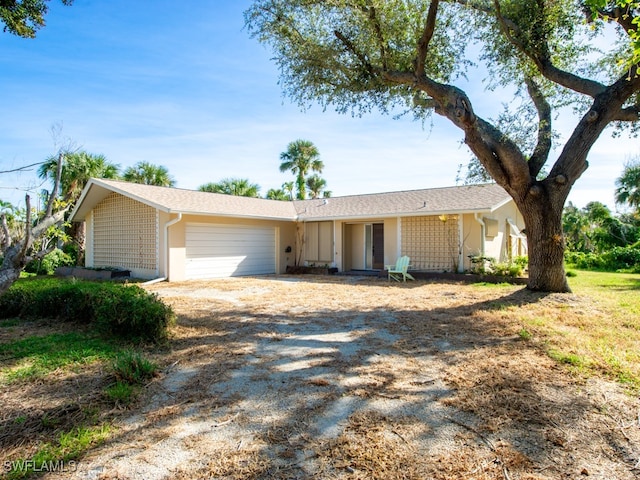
<box><xmin>52</xmin><ymin>275</ymin><xmax>639</xmax><ymax>480</ymax></box>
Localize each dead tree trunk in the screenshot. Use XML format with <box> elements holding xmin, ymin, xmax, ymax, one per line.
<box><xmin>0</xmin><ymin>153</ymin><xmax>69</xmax><ymax>296</ymax></box>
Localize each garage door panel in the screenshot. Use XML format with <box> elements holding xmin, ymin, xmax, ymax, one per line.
<box><xmin>185</xmin><ymin>223</ymin><xmax>276</xmax><ymax>279</ymax></box>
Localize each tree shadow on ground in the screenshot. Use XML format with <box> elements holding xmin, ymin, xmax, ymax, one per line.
<box><xmin>2</xmin><ymin>279</ymin><xmax>637</xmax><ymax>479</ymax></box>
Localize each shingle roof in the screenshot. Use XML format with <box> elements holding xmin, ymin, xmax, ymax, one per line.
<box><xmin>71</xmin><ymin>179</ymin><xmax>511</xmax><ymax>222</ymax></box>
<box><xmin>71</xmin><ymin>178</ymin><xmax>298</xmax><ymax>221</ymax></box>
<box><xmin>294</xmin><ymin>183</ymin><xmax>511</xmax><ymax>220</ymax></box>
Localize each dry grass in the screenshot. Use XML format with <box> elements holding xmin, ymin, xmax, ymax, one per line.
<box><xmin>1</xmin><ymin>274</ymin><xmax>639</xmax><ymax>479</ymax></box>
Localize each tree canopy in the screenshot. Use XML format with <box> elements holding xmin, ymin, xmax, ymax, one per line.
<box><xmin>198</xmin><ymin>178</ymin><xmax>261</xmax><ymax>197</ymax></box>
<box><xmin>279</xmin><ymin>139</ymin><xmax>324</xmax><ymax>200</ymax></box>
<box><xmin>246</xmin><ymin>0</ymin><xmax>640</xmax><ymax>292</ymax></box>
<box><xmin>122</xmin><ymin>161</ymin><xmax>175</xmax><ymax>187</ymax></box>
<box><xmin>38</xmin><ymin>151</ymin><xmax>119</xmax><ymax>201</ymax></box>
<box><xmin>615</xmin><ymin>158</ymin><xmax>640</xmax><ymax>209</ymax></box>
<box><xmin>1</xmin><ymin>0</ymin><xmax>73</xmax><ymax>38</ymax></box>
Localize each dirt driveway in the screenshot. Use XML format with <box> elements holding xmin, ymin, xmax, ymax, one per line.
<box><xmin>54</xmin><ymin>275</ymin><xmax>638</xmax><ymax>480</ymax></box>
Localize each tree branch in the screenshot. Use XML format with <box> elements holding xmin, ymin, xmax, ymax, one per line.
<box><xmin>590</xmin><ymin>3</ymin><xmax>637</xmax><ymax>38</ymax></box>
<box><xmin>334</xmin><ymin>30</ymin><xmax>376</xmax><ymax>77</ymax></box>
<box><xmin>491</xmin><ymin>0</ymin><xmax>606</xmax><ymax>98</ymax></box>
<box><xmin>1</xmin><ymin>213</ymin><xmax>10</xmax><ymax>251</ymax></box>
<box><xmin>364</xmin><ymin>4</ymin><xmax>389</xmax><ymax>71</ymax></box>
<box><xmin>0</xmin><ymin>161</ymin><xmax>44</xmax><ymax>174</ymax></box>
<box><xmin>44</xmin><ymin>152</ymin><xmax>64</xmax><ymax>218</ymax></box>
<box><xmin>612</xmin><ymin>105</ymin><xmax>640</xmax><ymax>122</ymax></box>
<box><xmin>525</xmin><ymin>77</ymin><xmax>552</xmax><ymax>179</ymax></box>
<box><xmin>415</xmin><ymin>0</ymin><xmax>440</xmax><ymax>75</ymax></box>
<box><xmin>19</xmin><ymin>195</ymin><xmax>32</xmax><ymax>262</ymax></box>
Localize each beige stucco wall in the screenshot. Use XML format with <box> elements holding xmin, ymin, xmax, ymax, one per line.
<box><xmin>483</xmin><ymin>202</ymin><xmax>526</xmax><ymax>262</ymax></box>
<box><xmin>461</xmin><ymin>213</ymin><xmax>483</xmax><ymax>271</ymax></box>
<box><xmin>459</xmin><ymin>204</ymin><xmax>527</xmax><ymax>270</ymax></box>
<box><xmin>165</xmin><ymin>214</ymin><xmax>296</xmax><ymax>282</ymax></box>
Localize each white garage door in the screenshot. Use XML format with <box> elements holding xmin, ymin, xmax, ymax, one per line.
<box><xmin>185</xmin><ymin>223</ymin><xmax>276</xmax><ymax>279</ymax></box>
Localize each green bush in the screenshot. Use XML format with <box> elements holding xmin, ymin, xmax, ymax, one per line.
<box><xmin>93</xmin><ymin>286</ymin><xmax>174</xmax><ymax>342</ymax></box>
<box><xmin>0</xmin><ymin>279</ymin><xmax>174</xmax><ymax>343</ymax></box>
<box><xmin>24</xmin><ymin>248</ymin><xmax>75</xmax><ymax>275</ymax></box>
<box><xmin>491</xmin><ymin>262</ymin><xmax>524</xmax><ymax>277</ymax></box>
<box><xmin>565</xmin><ymin>246</ymin><xmax>640</xmax><ymax>272</ymax></box>
<box><xmin>468</xmin><ymin>255</ymin><xmax>524</xmax><ymax>277</ymax></box>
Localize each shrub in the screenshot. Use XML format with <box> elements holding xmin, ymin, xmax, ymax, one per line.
<box><xmin>24</xmin><ymin>248</ymin><xmax>74</xmax><ymax>275</ymax></box>
<box><xmin>92</xmin><ymin>286</ymin><xmax>175</xmax><ymax>342</ymax></box>
<box><xmin>468</xmin><ymin>255</ymin><xmax>524</xmax><ymax>277</ymax></box>
<box><xmin>565</xmin><ymin>246</ymin><xmax>640</xmax><ymax>272</ymax></box>
<box><xmin>491</xmin><ymin>262</ymin><xmax>524</xmax><ymax>277</ymax></box>
<box><xmin>0</xmin><ymin>279</ymin><xmax>175</xmax><ymax>343</ymax></box>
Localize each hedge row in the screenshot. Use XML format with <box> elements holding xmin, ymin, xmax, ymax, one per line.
<box><xmin>0</xmin><ymin>278</ymin><xmax>175</xmax><ymax>343</ymax></box>
<box><xmin>565</xmin><ymin>245</ymin><xmax>640</xmax><ymax>272</ymax></box>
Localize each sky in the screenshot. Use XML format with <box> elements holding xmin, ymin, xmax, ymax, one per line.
<box><xmin>0</xmin><ymin>0</ymin><xmax>637</xmax><ymax>212</ymax></box>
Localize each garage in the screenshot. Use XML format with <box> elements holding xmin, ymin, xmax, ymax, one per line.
<box><xmin>185</xmin><ymin>223</ymin><xmax>277</xmax><ymax>279</ymax></box>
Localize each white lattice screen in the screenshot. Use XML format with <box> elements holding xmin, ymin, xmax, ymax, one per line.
<box><xmin>401</xmin><ymin>215</ymin><xmax>459</xmax><ymax>271</ymax></box>
<box><xmin>93</xmin><ymin>193</ymin><xmax>158</xmax><ymax>272</ymax></box>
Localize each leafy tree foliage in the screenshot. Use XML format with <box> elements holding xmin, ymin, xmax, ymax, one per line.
<box><xmin>279</xmin><ymin>140</ymin><xmax>324</xmax><ymax>200</ymax></box>
<box><xmin>265</xmin><ymin>188</ymin><xmax>290</xmax><ymax>200</ymax></box>
<box><xmin>282</xmin><ymin>181</ymin><xmax>295</xmax><ymax>200</ymax></box>
<box><xmin>615</xmin><ymin>158</ymin><xmax>640</xmax><ymax>209</ymax></box>
<box><xmin>122</xmin><ymin>161</ymin><xmax>175</xmax><ymax>187</ymax></box>
<box><xmin>306</xmin><ymin>174</ymin><xmax>331</xmax><ymax>199</ymax></box>
<box><xmin>246</xmin><ymin>0</ymin><xmax>640</xmax><ymax>292</ymax></box>
<box><xmin>38</xmin><ymin>151</ymin><xmax>119</xmax><ymax>201</ymax></box>
<box><xmin>198</xmin><ymin>178</ymin><xmax>261</xmax><ymax>197</ymax></box>
<box><xmin>563</xmin><ymin>201</ymin><xmax>640</xmax><ymax>253</ymax></box>
<box><xmin>0</xmin><ymin>0</ymin><xmax>72</xmax><ymax>38</ymax></box>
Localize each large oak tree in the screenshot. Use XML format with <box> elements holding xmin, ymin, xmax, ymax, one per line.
<box><xmin>246</xmin><ymin>0</ymin><xmax>640</xmax><ymax>292</ymax></box>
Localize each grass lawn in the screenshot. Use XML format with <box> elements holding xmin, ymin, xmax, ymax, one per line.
<box><xmin>513</xmin><ymin>269</ymin><xmax>640</xmax><ymax>392</ymax></box>
<box><xmin>0</xmin><ymin>277</ymin><xmax>163</xmax><ymax>480</ymax></box>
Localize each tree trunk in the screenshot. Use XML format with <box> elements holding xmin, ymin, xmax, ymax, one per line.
<box><xmin>0</xmin><ymin>267</ymin><xmax>21</xmax><ymax>296</ymax></box>
<box><xmin>519</xmin><ymin>187</ymin><xmax>571</xmax><ymax>293</ymax></box>
<box><xmin>0</xmin><ymin>244</ymin><xmax>27</xmax><ymax>296</ymax></box>
<box><xmin>72</xmin><ymin>221</ymin><xmax>86</xmax><ymax>266</ymax></box>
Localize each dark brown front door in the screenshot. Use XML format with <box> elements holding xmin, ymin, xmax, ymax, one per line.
<box><xmin>372</xmin><ymin>223</ymin><xmax>384</xmax><ymax>270</ymax></box>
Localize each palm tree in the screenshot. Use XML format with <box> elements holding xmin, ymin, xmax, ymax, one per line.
<box><xmin>198</xmin><ymin>178</ymin><xmax>261</xmax><ymax>197</ymax></box>
<box><xmin>265</xmin><ymin>188</ymin><xmax>289</xmax><ymax>201</ymax></box>
<box><xmin>282</xmin><ymin>181</ymin><xmax>295</xmax><ymax>200</ymax></box>
<box><xmin>122</xmin><ymin>161</ymin><xmax>175</xmax><ymax>187</ymax></box>
<box><xmin>37</xmin><ymin>151</ymin><xmax>119</xmax><ymax>265</ymax></box>
<box><xmin>615</xmin><ymin>159</ymin><xmax>640</xmax><ymax>210</ymax></box>
<box><xmin>38</xmin><ymin>151</ymin><xmax>119</xmax><ymax>201</ymax></box>
<box><xmin>305</xmin><ymin>174</ymin><xmax>328</xmax><ymax>199</ymax></box>
<box><xmin>279</xmin><ymin>140</ymin><xmax>323</xmax><ymax>200</ymax></box>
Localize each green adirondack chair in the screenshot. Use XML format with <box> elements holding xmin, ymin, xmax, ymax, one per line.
<box><xmin>386</xmin><ymin>256</ymin><xmax>415</xmax><ymax>282</ymax></box>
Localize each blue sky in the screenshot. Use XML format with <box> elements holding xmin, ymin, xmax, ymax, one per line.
<box><xmin>0</xmin><ymin>0</ymin><xmax>637</xmax><ymax>211</ymax></box>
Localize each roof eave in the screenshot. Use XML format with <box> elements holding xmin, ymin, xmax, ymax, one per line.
<box><xmin>297</xmin><ymin>207</ymin><xmax>496</xmax><ymax>222</ymax></box>
<box><xmin>170</xmin><ymin>209</ymin><xmax>297</xmax><ymax>222</ymax></box>
<box><xmin>70</xmin><ymin>178</ymin><xmax>172</xmax><ymax>222</ymax></box>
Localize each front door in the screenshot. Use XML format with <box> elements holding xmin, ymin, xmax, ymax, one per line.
<box><xmin>372</xmin><ymin>223</ymin><xmax>384</xmax><ymax>269</ymax></box>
